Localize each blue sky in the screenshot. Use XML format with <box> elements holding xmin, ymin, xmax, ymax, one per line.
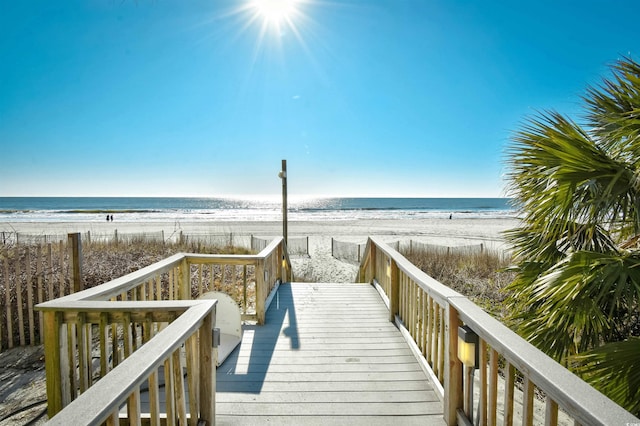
<box><xmin>1</xmin><ymin>0</ymin><xmax>639</xmax><ymax>198</ymax></box>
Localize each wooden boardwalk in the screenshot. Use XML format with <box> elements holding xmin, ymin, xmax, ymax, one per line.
<box><xmin>215</xmin><ymin>282</ymin><xmax>445</xmax><ymax>425</ymax></box>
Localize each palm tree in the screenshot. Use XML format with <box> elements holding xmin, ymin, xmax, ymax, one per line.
<box><xmin>505</xmin><ymin>57</ymin><xmax>640</xmax><ymax>414</ymax></box>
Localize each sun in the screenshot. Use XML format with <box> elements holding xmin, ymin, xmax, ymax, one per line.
<box><xmin>251</xmin><ymin>0</ymin><xmax>299</xmax><ymax>25</ymax></box>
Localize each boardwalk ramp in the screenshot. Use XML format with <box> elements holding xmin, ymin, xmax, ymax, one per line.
<box><xmin>216</xmin><ymin>282</ymin><xmax>445</xmax><ymax>425</ymax></box>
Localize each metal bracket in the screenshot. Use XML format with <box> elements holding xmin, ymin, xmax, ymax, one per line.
<box><xmin>213</xmin><ymin>328</ymin><xmax>221</xmax><ymax>348</ymax></box>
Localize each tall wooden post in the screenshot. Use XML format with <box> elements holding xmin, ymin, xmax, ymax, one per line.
<box><xmin>68</xmin><ymin>233</ymin><xmax>83</xmax><ymax>293</ymax></box>
<box><xmin>279</xmin><ymin>159</ymin><xmax>288</xmax><ymax>246</ymax></box>
<box><xmin>256</xmin><ymin>259</ymin><xmax>266</xmax><ymax>325</ymax></box>
<box><xmin>389</xmin><ymin>259</ymin><xmax>399</xmax><ymax>323</ymax></box>
<box><xmin>444</xmin><ymin>304</ymin><xmax>463</xmax><ymax>425</ymax></box>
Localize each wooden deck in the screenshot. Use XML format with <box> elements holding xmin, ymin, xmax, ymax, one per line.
<box><xmin>215</xmin><ymin>282</ymin><xmax>445</xmax><ymax>425</ymax></box>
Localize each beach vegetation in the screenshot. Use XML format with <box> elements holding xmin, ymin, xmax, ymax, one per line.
<box><xmin>505</xmin><ymin>57</ymin><xmax>640</xmax><ymax>414</ymax></box>
<box><xmin>402</xmin><ymin>246</ymin><xmax>515</xmax><ymax>319</ymax></box>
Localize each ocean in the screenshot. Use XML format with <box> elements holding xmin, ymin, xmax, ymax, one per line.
<box><xmin>0</xmin><ymin>197</ymin><xmax>515</xmax><ymax>222</ymax></box>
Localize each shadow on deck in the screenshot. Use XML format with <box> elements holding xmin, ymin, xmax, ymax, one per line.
<box><xmin>215</xmin><ymin>282</ymin><xmax>445</xmax><ymax>425</ymax></box>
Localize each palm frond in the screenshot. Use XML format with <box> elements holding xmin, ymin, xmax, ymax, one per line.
<box><xmin>585</xmin><ymin>58</ymin><xmax>640</xmax><ymax>163</ymax></box>
<box><xmin>506</xmin><ymin>57</ymin><xmax>640</xmax><ymax>412</ymax></box>
<box><xmin>573</xmin><ymin>337</ymin><xmax>640</xmax><ymax>416</ymax></box>
<box><xmin>511</xmin><ymin>250</ymin><xmax>640</xmax><ymax>360</ymax></box>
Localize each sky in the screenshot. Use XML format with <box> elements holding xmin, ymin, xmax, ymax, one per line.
<box><xmin>1</xmin><ymin>0</ymin><xmax>640</xmax><ymax>199</ymax></box>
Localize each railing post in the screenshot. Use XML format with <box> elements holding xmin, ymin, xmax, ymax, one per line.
<box><xmin>256</xmin><ymin>259</ymin><xmax>266</xmax><ymax>325</ymax></box>
<box><xmin>68</xmin><ymin>233</ymin><xmax>83</xmax><ymax>293</ymax></box>
<box><xmin>444</xmin><ymin>303</ymin><xmax>463</xmax><ymax>425</ymax></box>
<box><xmin>200</xmin><ymin>305</ymin><xmax>216</xmax><ymax>425</ymax></box>
<box><xmin>370</xmin><ymin>242</ymin><xmax>377</xmax><ymax>284</ymax></box>
<box><xmin>389</xmin><ymin>260</ymin><xmax>399</xmax><ymax>323</ymax></box>
<box><xmin>179</xmin><ymin>257</ymin><xmax>190</xmax><ymax>300</ymax></box>
<box><xmin>43</xmin><ymin>310</ymin><xmax>64</xmax><ymax>418</ymax></box>
<box><xmin>277</xmin><ymin>242</ymin><xmax>283</xmax><ymax>283</ymax></box>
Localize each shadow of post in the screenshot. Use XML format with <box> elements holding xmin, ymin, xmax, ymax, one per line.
<box><xmin>216</xmin><ymin>283</ymin><xmax>299</xmax><ymax>393</ymax></box>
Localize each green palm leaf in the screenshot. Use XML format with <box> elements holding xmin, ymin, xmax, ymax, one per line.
<box><xmin>573</xmin><ymin>338</ymin><xmax>640</xmax><ymax>414</ymax></box>
<box><xmin>505</xmin><ymin>57</ymin><xmax>640</xmax><ymax>416</ymax></box>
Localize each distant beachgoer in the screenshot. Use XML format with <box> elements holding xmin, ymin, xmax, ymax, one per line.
<box><xmin>110</xmin><ymin>214</ymin><xmax>114</xmax><ymax>222</ymax></box>
<box><xmin>449</xmin><ymin>214</ymin><xmax>452</xmax><ymax>220</ymax></box>
<box><xmin>106</xmin><ymin>214</ymin><xmax>110</xmax><ymax>221</ymax></box>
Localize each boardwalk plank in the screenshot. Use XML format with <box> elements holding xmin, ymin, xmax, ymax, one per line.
<box><xmin>216</xmin><ymin>401</ymin><xmax>442</xmax><ymax>416</ymax></box>
<box><xmin>215</xmin><ymin>282</ymin><xmax>445</xmax><ymax>423</ymax></box>
<box><xmin>216</xmin><ymin>415</ymin><xmax>446</xmax><ymax>426</ymax></box>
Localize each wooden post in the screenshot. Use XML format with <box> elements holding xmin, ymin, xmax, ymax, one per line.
<box><xmin>242</xmin><ymin>265</ymin><xmax>248</xmax><ymax>314</ymax></box>
<box><xmin>16</xmin><ymin>256</ymin><xmax>25</xmax><ymax>346</ymax></box>
<box><xmin>504</xmin><ymin>362</ymin><xmax>515</xmax><ymax>425</ymax></box>
<box><xmin>279</xmin><ymin>160</ymin><xmax>288</xmax><ymax>246</ymax></box>
<box><xmin>370</xmin><ymin>242</ymin><xmax>377</xmax><ymax>284</ymax></box>
<box><xmin>444</xmin><ymin>304</ymin><xmax>463</xmax><ymax>425</ymax></box>
<box><xmin>4</xmin><ymin>259</ymin><xmax>13</xmax><ymax>349</ymax></box>
<box><xmin>277</xmin><ymin>243</ymin><xmax>283</xmax><ymax>283</ymax></box>
<box><xmin>47</xmin><ymin>243</ymin><xmax>54</xmax><ymax>300</ymax></box>
<box><xmin>26</xmin><ymin>247</ymin><xmax>35</xmax><ymax>345</ymax></box>
<box><xmin>37</xmin><ymin>244</ymin><xmax>44</xmax><ymax>345</ymax></box>
<box><xmin>256</xmin><ymin>259</ymin><xmax>266</xmax><ymax>325</ymax></box>
<box><xmin>58</xmin><ymin>241</ymin><xmax>65</xmax><ymax>296</ymax></box>
<box><xmin>200</xmin><ymin>306</ymin><xmax>215</xmax><ymax>425</ymax></box>
<box><xmin>44</xmin><ymin>311</ymin><xmax>63</xmax><ymax>418</ymax></box>
<box><xmin>68</xmin><ymin>233</ymin><xmax>83</xmax><ymax>293</ymax></box>
<box><xmin>179</xmin><ymin>258</ymin><xmax>190</xmax><ymax>300</ymax></box>
<box><xmin>389</xmin><ymin>260</ymin><xmax>399</xmax><ymax>323</ymax></box>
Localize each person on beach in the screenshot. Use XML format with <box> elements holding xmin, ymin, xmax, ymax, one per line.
<box><xmin>106</xmin><ymin>214</ymin><xmax>110</xmax><ymax>222</ymax></box>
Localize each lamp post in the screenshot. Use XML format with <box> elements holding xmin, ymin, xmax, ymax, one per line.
<box><xmin>278</xmin><ymin>159</ymin><xmax>288</xmax><ymax>245</ymax></box>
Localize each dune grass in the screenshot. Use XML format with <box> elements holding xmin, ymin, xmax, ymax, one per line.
<box><xmin>402</xmin><ymin>246</ymin><xmax>514</xmax><ymax>320</ymax></box>
<box><xmin>78</xmin><ymin>237</ymin><xmax>252</xmax><ymax>288</ymax></box>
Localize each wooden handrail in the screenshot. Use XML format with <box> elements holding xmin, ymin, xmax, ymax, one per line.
<box><xmin>44</xmin><ymin>300</ymin><xmax>216</xmax><ymax>426</ymax></box>
<box><xmin>359</xmin><ymin>237</ymin><xmax>640</xmax><ymax>426</ymax></box>
<box><xmin>37</xmin><ymin>237</ymin><xmax>290</xmax><ymax>423</ymax></box>
<box><xmin>43</xmin><ymin>253</ymin><xmax>186</xmax><ymax>303</ymax></box>
<box><xmin>450</xmin><ymin>296</ymin><xmax>635</xmax><ymax>426</ymax></box>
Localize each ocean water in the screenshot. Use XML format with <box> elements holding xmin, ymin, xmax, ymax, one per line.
<box><xmin>0</xmin><ymin>197</ymin><xmax>515</xmax><ymax>222</ymax></box>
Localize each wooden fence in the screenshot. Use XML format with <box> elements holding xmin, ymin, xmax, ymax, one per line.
<box><xmin>358</xmin><ymin>237</ymin><xmax>639</xmax><ymax>426</ymax></box>
<box><xmin>250</xmin><ymin>235</ymin><xmax>309</xmax><ymax>256</ymax></box>
<box><xmin>0</xmin><ymin>233</ymin><xmax>292</xmax><ymax>352</ymax></box>
<box><xmin>0</xmin><ymin>239</ymin><xmax>71</xmax><ymax>351</ymax></box>
<box><xmin>331</xmin><ymin>238</ymin><xmax>489</xmax><ymax>264</ymax></box>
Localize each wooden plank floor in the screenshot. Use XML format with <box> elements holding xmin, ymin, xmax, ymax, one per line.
<box><xmin>215</xmin><ymin>282</ymin><xmax>445</xmax><ymax>425</ymax></box>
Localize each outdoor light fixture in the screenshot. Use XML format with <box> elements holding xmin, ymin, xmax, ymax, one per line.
<box><xmin>458</xmin><ymin>325</ymin><xmax>479</xmax><ymax>369</ymax></box>
<box><xmin>386</xmin><ymin>258</ymin><xmax>392</xmax><ymax>278</ymax></box>
<box><xmin>282</xmin><ymin>255</ymin><xmax>287</xmax><ymax>269</ymax></box>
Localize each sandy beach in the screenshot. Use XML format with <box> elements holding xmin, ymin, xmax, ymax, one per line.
<box><xmin>1</xmin><ymin>217</ymin><xmax>518</xmax><ymax>283</ymax></box>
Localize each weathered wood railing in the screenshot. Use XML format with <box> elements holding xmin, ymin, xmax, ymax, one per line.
<box><xmin>358</xmin><ymin>237</ymin><xmax>640</xmax><ymax>426</ymax></box>
<box><xmin>37</xmin><ymin>237</ymin><xmax>290</xmax><ymax>423</ymax></box>
<box><xmin>39</xmin><ymin>300</ymin><xmax>216</xmax><ymax>425</ymax></box>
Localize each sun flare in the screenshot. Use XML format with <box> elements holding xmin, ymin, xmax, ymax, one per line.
<box><xmin>251</xmin><ymin>0</ymin><xmax>299</xmax><ymax>25</ymax></box>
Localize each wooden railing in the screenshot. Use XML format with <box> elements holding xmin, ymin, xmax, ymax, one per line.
<box><xmin>37</xmin><ymin>237</ymin><xmax>290</xmax><ymax>423</ymax></box>
<box><xmin>358</xmin><ymin>237</ymin><xmax>640</xmax><ymax>426</ymax></box>
<box><xmin>39</xmin><ymin>300</ymin><xmax>216</xmax><ymax>425</ymax></box>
